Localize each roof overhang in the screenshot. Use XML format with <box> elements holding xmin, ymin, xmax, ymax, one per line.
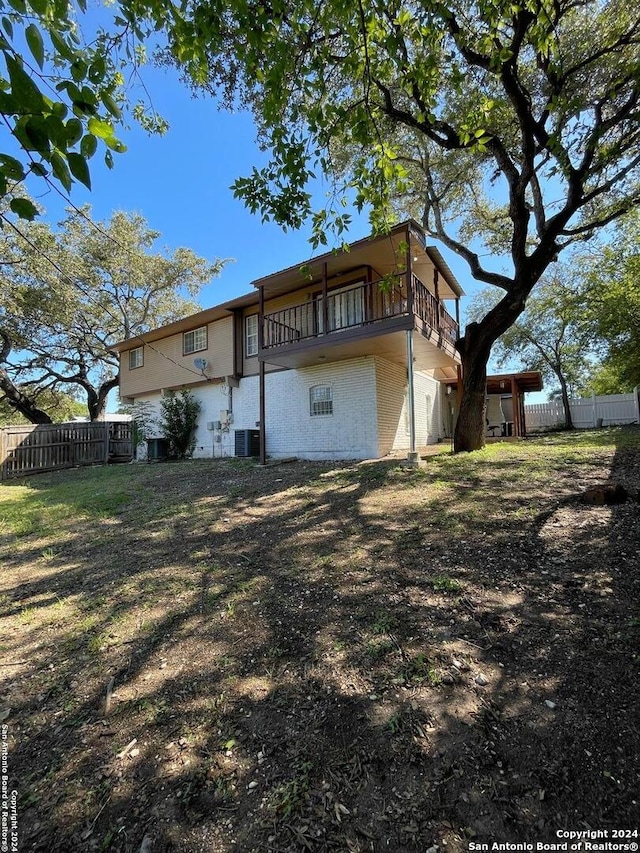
<box><xmin>444</xmin><ymin>371</ymin><xmax>544</xmax><ymax>394</ymax></box>
<box><xmin>110</xmin><ymin>290</ymin><xmax>258</xmax><ymax>352</ymax></box>
<box><xmin>252</xmin><ymin>220</ymin><xmax>464</xmax><ymax>301</ymax></box>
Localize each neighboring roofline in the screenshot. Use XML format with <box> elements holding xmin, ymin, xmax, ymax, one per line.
<box><xmin>110</xmin><ymin>290</ymin><xmax>258</xmax><ymax>352</ymax></box>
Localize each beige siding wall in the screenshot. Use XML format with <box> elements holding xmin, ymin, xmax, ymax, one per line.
<box><xmin>120</xmin><ymin>316</ymin><xmax>234</xmax><ymax>398</ymax></box>
<box><xmin>375</xmin><ymin>359</ymin><xmax>407</xmax><ymax>456</ymax></box>
<box><xmin>375</xmin><ymin>357</ymin><xmax>444</xmax><ymax>455</ymax></box>
<box><xmin>240</xmin><ymin>306</ymin><xmax>280</xmax><ymax>377</ymax></box>
<box><xmin>261</xmin><ymin>267</ymin><xmax>371</xmax><ymax>314</ymax></box>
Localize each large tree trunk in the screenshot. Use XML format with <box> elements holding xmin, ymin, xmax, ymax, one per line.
<box><xmin>453</xmin><ymin>288</ymin><xmax>529</xmax><ymax>452</ymax></box>
<box><xmin>0</xmin><ymin>371</ymin><xmax>53</xmax><ymax>424</ymax></box>
<box><xmin>454</xmin><ymin>322</ymin><xmax>493</xmax><ymax>452</ymax></box>
<box><xmin>0</xmin><ymin>334</ymin><xmax>53</xmax><ymax>424</ymax></box>
<box><xmin>86</xmin><ymin>376</ymin><xmax>119</xmax><ymax>421</ymax></box>
<box><xmin>558</xmin><ymin>374</ymin><xmax>574</xmax><ymax>430</ymax></box>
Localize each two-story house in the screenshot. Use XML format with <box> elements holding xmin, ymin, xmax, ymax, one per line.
<box><xmin>112</xmin><ymin>220</ymin><xmax>465</xmax><ymax>461</ymax></box>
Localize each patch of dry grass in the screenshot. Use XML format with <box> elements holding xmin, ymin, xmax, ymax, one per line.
<box><xmin>1</xmin><ymin>427</ymin><xmax>639</xmax><ymax>852</ymax></box>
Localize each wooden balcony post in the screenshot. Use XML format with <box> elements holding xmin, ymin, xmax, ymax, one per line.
<box><xmin>511</xmin><ymin>374</ymin><xmax>520</xmax><ymax>437</ymax></box>
<box><xmin>258</xmin><ymin>285</ymin><xmax>266</xmax><ymax>464</ymax></box>
<box><xmin>322</xmin><ymin>261</ymin><xmax>328</xmax><ymax>335</ymax></box>
<box><xmin>406</xmin><ymin>232</ymin><xmax>413</xmax><ymax>317</ymax></box>
<box><xmin>258</xmin><ymin>286</ymin><xmax>265</xmax><ymax>351</ymax></box>
<box><xmin>259</xmin><ymin>361</ymin><xmax>266</xmax><ymax>465</ymax></box>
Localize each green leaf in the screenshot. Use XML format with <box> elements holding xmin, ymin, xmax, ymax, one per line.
<box><xmin>59</xmin><ymin>81</ymin><xmax>96</xmax><ymax>115</ymax></box>
<box><xmin>50</xmin><ymin>29</ymin><xmax>76</xmax><ymax>62</ymax></box>
<box><xmin>51</xmin><ymin>150</ymin><xmax>72</xmax><ymax>191</ymax></box>
<box><xmin>30</xmin><ymin>161</ymin><xmax>48</xmax><ymax>176</ymax></box>
<box><xmin>104</xmin><ymin>150</ymin><xmax>113</xmax><ymax>169</ymax></box>
<box><xmin>51</xmin><ymin>102</ymin><xmax>68</xmax><ymax>120</ymax></box>
<box><xmin>66</xmin><ymin>117</ymin><xmax>83</xmax><ymax>145</ymax></box>
<box><xmin>80</xmin><ymin>134</ymin><xmax>97</xmax><ymax>158</ymax></box>
<box><xmin>87</xmin><ymin>57</ymin><xmax>106</xmax><ymax>84</ymax></box>
<box><xmin>0</xmin><ymin>91</ymin><xmax>19</xmax><ymax>114</ymax></box>
<box><xmin>67</xmin><ymin>152</ymin><xmax>91</xmax><ymax>188</ymax></box>
<box><xmin>5</xmin><ymin>55</ymin><xmax>45</xmax><ymax>114</ymax></box>
<box><xmin>2</xmin><ymin>17</ymin><xmax>14</xmax><ymax>39</ymax></box>
<box><xmin>100</xmin><ymin>91</ymin><xmax>121</xmax><ymax>119</ymax></box>
<box><xmin>9</xmin><ymin>197</ymin><xmax>38</xmax><ymax>220</ymax></box>
<box><xmin>87</xmin><ymin>116</ymin><xmax>114</xmax><ymax>140</ymax></box>
<box><xmin>25</xmin><ymin>23</ymin><xmax>45</xmax><ymax>69</ymax></box>
<box><xmin>104</xmin><ymin>136</ymin><xmax>126</xmax><ymax>153</ymax></box>
<box><xmin>45</xmin><ymin>114</ymin><xmax>67</xmax><ymax>148</ymax></box>
<box><xmin>70</xmin><ymin>60</ymin><xmax>88</xmax><ymax>82</ymax></box>
<box><xmin>0</xmin><ymin>153</ymin><xmax>25</xmax><ymax>180</ymax></box>
<box><xmin>80</xmin><ymin>85</ymin><xmax>97</xmax><ymax>107</ymax></box>
<box><xmin>7</xmin><ymin>0</ymin><xmax>26</xmax><ymax>12</ymax></box>
<box><xmin>22</xmin><ymin>116</ymin><xmax>50</xmax><ymax>153</ymax></box>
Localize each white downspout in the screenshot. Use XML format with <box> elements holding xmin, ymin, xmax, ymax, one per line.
<box><xmin>406</xmin><ymin>330</ymin><xmax>419</xmax><ymax>467</ymax></box>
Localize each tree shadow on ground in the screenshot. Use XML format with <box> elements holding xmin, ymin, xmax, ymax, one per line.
<box><xmin>1</xmin><ymin>429</ymin><xmax>638</xmax><ymax>852</ymax></box>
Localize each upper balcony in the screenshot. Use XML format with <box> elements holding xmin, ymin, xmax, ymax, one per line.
<box><xmin>253</xmin><ymin>220</ymin><xmax>464</xmax><ymax>373</ymax></box>
<box><xmin>263</xmin><ymin>272</ymin><xmax>457</xmax><ymax>346</ymax></box>
<box><xmin>259</xmin><ymin>280</ymin><xmax>460</xmax><ymax>375</ymax></box>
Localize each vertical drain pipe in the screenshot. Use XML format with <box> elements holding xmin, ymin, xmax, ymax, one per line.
<box><xmin>406</xmin><ymin>330</ymin><xmax>419</xmax><ymax>467</ymax></box>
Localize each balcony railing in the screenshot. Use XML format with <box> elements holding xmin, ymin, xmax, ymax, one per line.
<box><xmin>262</xmin><ymin>274</ymin><xmax>458</xmax><ymax>350</ymax></box>
<box><xmin>412</xmin><ymin>276</ymin><xmax>458</xmax><ymax>346</ymax></box>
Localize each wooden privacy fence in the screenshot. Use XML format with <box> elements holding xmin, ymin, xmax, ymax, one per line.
<box><xmin>0</xmin><ymin>421</ymin><xmax>133</xmax><ymax>480</ymax></box>
<box><xmin>525</xmin><ymin>389</ymin><xmax>640</xmax><ymax>431</ymax></box>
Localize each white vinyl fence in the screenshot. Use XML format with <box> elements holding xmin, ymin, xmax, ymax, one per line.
<box><xmin>525</xmin><ymin>388</ymin><xmax>640</xmax><ymax>431</ymax></box>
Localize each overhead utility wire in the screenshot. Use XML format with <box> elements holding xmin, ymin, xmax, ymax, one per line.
<box><xmin>1</xmin><ymin>213</ymin><xmax>209</xmax><ymax>381</ymax></box>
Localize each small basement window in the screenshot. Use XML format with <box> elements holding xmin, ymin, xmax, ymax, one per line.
<box><xmin>310</xmin><ymin>385</ymin><xmax>333</xmax><ymax>417</ymax></box>
<box><xmin>183</xmin><ymin>326</ymin><xmax>207</xmax><ymax>355</ymax></box>
<box><xmin>129</xmin><ymin>347</ymin><xmax>143</xmax><ymax>369</ymax></box>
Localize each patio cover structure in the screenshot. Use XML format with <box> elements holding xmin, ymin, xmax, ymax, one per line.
<box><xmin>444</xmin><ymin>371</ymin><xmax>543</xmax><ymax>438</ymax></box>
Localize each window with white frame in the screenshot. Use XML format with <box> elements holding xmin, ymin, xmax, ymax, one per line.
<box><xmin>245</xmin><ymin>314</ymin><xmax>258</xmax><ymax>357</ymax></box>
<box><xmin>128</xmin><ymin>346</ymin><xmax>143</xmax><ymax>369</ymax></box>
<box><xmin>183</xmin><ymin>326</ymin><xmax>207</xmax><ymax>355</ymax></box>
<box><xmin>310</xmin><ymin>385</ymin><xmax>333</xmax><ymax>417</ymax></box>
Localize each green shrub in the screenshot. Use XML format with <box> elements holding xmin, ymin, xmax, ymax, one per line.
<box><xmin>159</xmin><ymin>390</ymin><xmax>201</xmax><ymax>459</ymax></box>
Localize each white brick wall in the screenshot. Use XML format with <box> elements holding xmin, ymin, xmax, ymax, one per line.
<box><xmin>261</xmin><ymin>357</ymin><xmax>379</xmax><ymax>460</ymax></box>
<box><xmin>128</xmin><ymin>355</ymin><xmax>444</xmax><ymax>461</ymax></box>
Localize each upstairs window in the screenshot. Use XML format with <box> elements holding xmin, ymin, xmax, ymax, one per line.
<box><xmin>310</xmin><ymin>385</ymin><xmax>333</xmax><ymax>417</ymax></box>
<box><xmin>183</xmin><ymin>326</ymin><xmax>207</xmax><ymax>355</ymax></box>
<box><xmin>128</xmin><ymin>347</ymin><xmax>143</xmax><ymax>369</ymax></box>
<box><xmin>245</xmin><ymin>314</ymin><xmax>258</xmax><ymax>357</ymax></box>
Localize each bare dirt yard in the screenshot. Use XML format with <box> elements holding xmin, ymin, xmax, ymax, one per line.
<box><xmin>1</xmin><ymin>428</ymin><xmax>639</xmax><ymax>852</ymax></box>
